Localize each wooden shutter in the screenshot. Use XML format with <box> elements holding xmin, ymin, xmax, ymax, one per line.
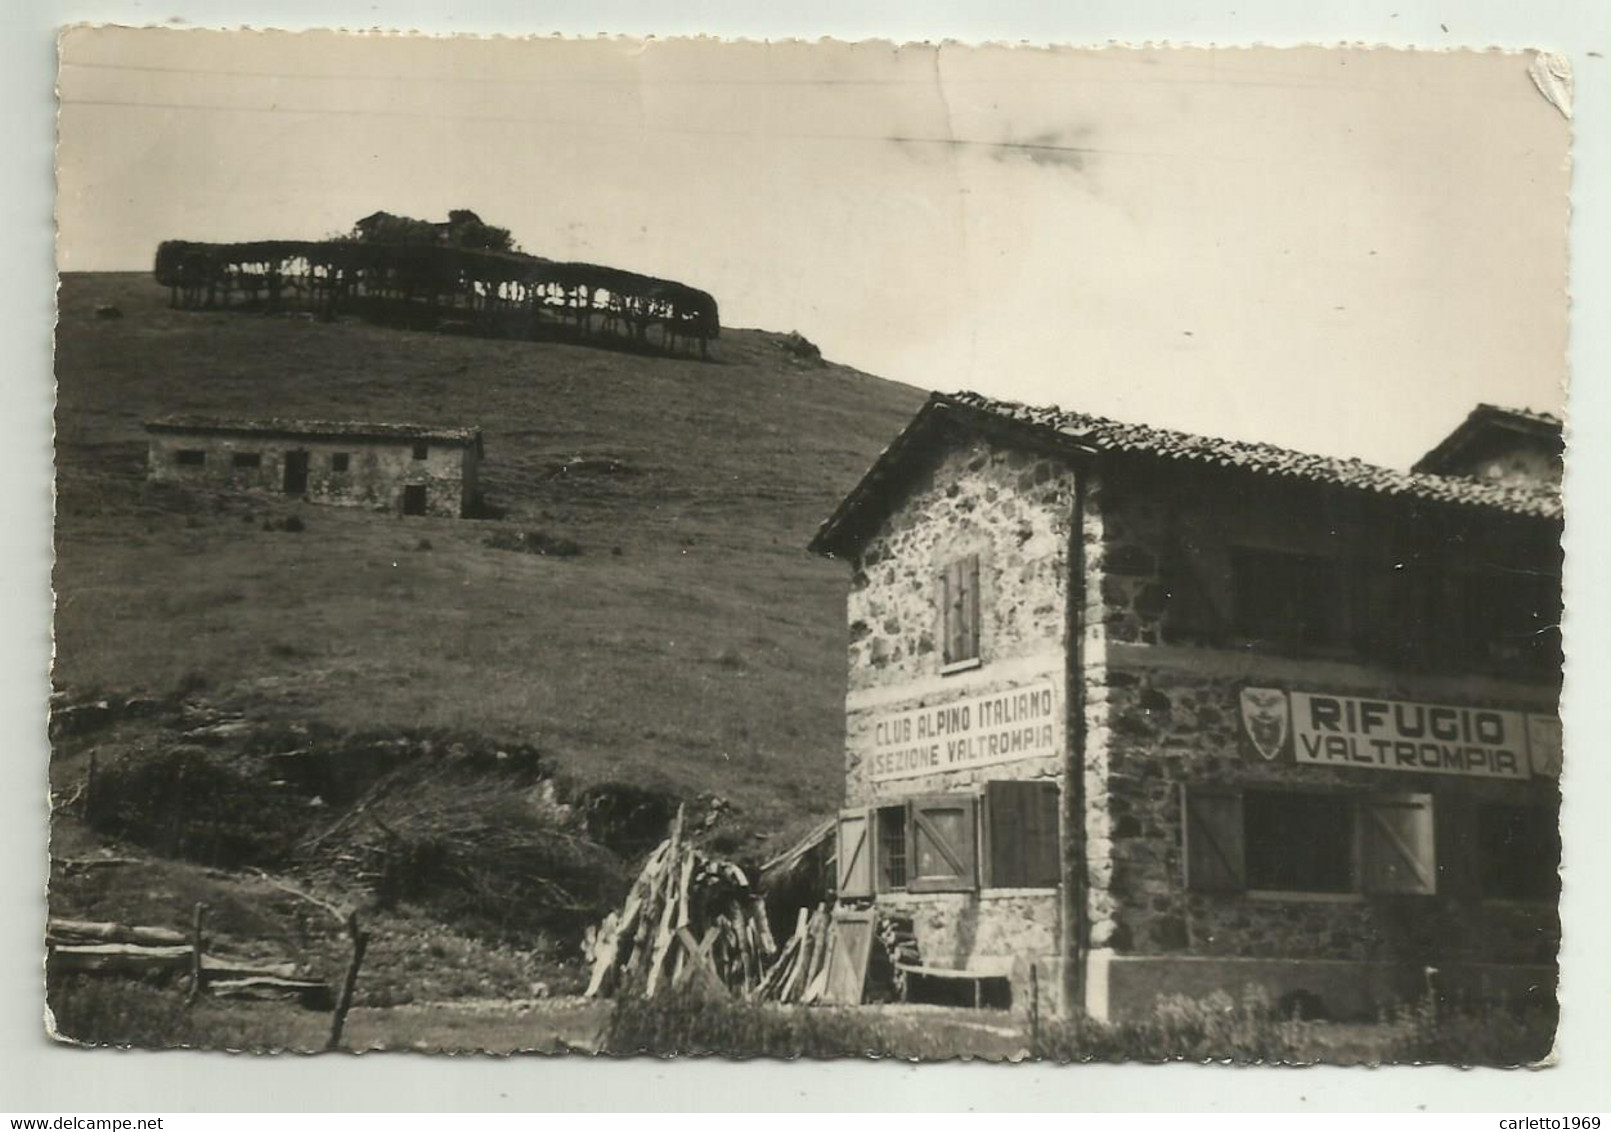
<box><xmin>985</xmin><ymin>780</ymin><xmax>1062</xmax><ymax>888</ymax></box>
<box><xmin>1360</xmin><ymin>793</ymin><xmax>1436</xmax><ymax>895</ymax></box>
<box><xmin>941</xmin><ymin>555</ymin><xmax>981</xmax><ymax>665</ymax></box>
<box><xmin>1431</xmin><ymin>790</ymin><xmax>1478</xmax><ymax>898</ymax></box>
<box><xmin>836</xmin><ymin>808</ymin><xmax>873</xmax><ymax>899</ymax></box>
<box><xmin>907</xmin><ymin>794</ymin><xmax>978</xmax><ymax>892</ymax></box>
<box><xmin>1163</xmin><ymin>537</ymin><xmax>1228</xmax><ymax>643</ymax></box>
<box><xmin>1182</xmin><ymin>786</ymin><xmax>1245</xmax><ymax>892</ymax></box>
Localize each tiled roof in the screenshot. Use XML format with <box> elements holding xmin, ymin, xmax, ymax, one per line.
<box><xmin>809</xmin><ymin>392</ymin><xmax>1562</xmax><ymax>556</ymax></box>
<box><xmin>1485</xmin><ymin>404</ymin><xmax>1562</xmax><ymax>429</ymax></box>
<box><xmin>145</xmin><ymin>415</ymin><xmax>482</xmax><ymax>446</ymax></box>
<box><xmin>1412</xmin><ymin>402</ymin><xmax>1564</xmax><ymax>475</ymax></box>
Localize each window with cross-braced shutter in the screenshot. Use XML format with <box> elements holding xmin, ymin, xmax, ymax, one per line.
<box><xmin>1183</xmin><ymin>787</ymin><xmax>1245</xmax><ymax>892</ymax></box>
<box><xmin>984</xmin><ymin>780</ymin><xmax>1061</xmax><ymax>888</ymax></box>
<box><xmin>939</xmin><ymin>554</ymin><xmax>982</xmax><ymax>670</ymax></box>
<box><xmin>1477</xmin><ymin>801</ymin><xmax>1560</xmax><ymax>902</ymax></box>
<box><xmin>907</xmin><ymin>794</ymin><xmax>978</xmax><ymax>892</ymax></box>
<box><xmin>836</xmin><ymin>809</ymin><xmax>872</xmax><ymax>899</ymax></box>
<box><xmin>1359</xmin><ymin>793</ymin><xmax>1436</xmax><ymax>895</ymax></box>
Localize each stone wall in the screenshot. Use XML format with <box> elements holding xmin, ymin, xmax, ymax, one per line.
<box><xmin>1086</xmin><ymin>461</ymin><xmax>1562</xmax><ymax>982</ymax></box>
<box><xmin>838</xmin><ymin>431</ymin><xmax>1078</xmax><ymax>1007</ymax></box>
<box><xmin>843</xmin><ymin>433</ymin><xmax>1078</xmax><ymax>803</ymax></box>
<box><xmin>148</xmin><ymin>432</ymin><xmax>476</xmax><ymax>518</ymax></box>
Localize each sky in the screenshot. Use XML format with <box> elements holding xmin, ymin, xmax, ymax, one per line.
<box><xmin>55</xmin><ymin>29</ymin><xmax>1572</xmax><ymax>469</ymax></box>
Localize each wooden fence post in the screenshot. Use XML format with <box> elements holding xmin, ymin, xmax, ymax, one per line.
<box><xmin>186</xmin><ymin>902</ymin><xmax>208</xmax><ymax>1004</ymax></box>
<box><xmin>326</xmin><ymin>911</ymin><xmax>370</xmax><ymax>1051</ymax></box>
<box><xmin>1029</xmin><ymin>963</ymin><xmax>1041</xmax><ymax>1057</ymax></box>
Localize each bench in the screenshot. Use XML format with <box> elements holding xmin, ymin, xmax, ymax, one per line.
<box><xmin>895</xmin><ymin>961</ymin><xmax>1011</xmax><ymax>1009</ymax></box>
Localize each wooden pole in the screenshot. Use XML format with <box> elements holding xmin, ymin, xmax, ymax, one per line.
<box><xmin>326</xmin><ymin>911</ymin><xmax>370</xmax><ymax>1051</ymax></box>
<box><xmin>186</xmin><ymin>902</ymin><xmax>208</xmax><ymax>1004</ymax></box>
<box><xmin>1029</xmin><ymin>963</ymin><xmax>1041</xmax><ymax>1057</ymax></box>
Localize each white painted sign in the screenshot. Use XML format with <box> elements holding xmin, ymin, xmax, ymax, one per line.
<box><xmin>867</xmin><ymin>680</ymin><xmax>1059</xmax><ymax>782</ymax></box>
<box><xmin>1284</xmin><ymin>690</ymin><xmax>1532</xmax><ymax>780</ymax></box>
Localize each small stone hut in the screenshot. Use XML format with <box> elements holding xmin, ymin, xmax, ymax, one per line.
<box><xmin>145</xmin><ymin>416</ymin><xmax>483</xmax><ymax>519</ymax></box>
<box><xmin>810</xmin><ymin>394</ymin><xmax>1562</xmax><ymax>1021</ymax></box>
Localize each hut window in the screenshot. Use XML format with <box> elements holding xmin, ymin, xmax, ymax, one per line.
<box><xmin>174</xmin><ymin>449</ymin><xmax>205</xmax><ymax>467</ymax></box>
<box><xmin>331</xmin><ymin>452</ymin><xmax>350</xmax><ymax>473</ymax></box>
<box><xmin>876</xmin><ymin>805</ymin><xmax>908</xmax><ymax>891</ymax></box>
<box><xmin>231</xmin><ymin>452</ymin><xmax>261</xmax><ymax>469</ymax></box>
<box><xmin>1450</xmin><ymin>568</ymin><xmax>1562</xmax><ymax>674</ymax></box>
<box><xmin>1231</xmin><ymin>547</ymin><xmax>1345</xmax><ymax>648</ymax></box>
<box><xmin>412</xmin><ymin>442</ymin><xmax>429</xmax><ymax>460</ymax></box>
<box><xmin>1477</xmin><ymin>802</ymin><xmax>1560</xmax><ymax>902</ymax></box>
<box><xmin>939</xmin><ymin>554</ymin><xmax>982</xmax><ymax>670</ymax></box>
<box><xmin>1244</xmin><ymin>790</ymin><xmax>1355</xmax><ymax>893</ymax></box>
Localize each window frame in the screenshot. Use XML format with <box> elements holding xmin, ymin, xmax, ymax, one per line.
<box><xmin>230</xmin><ymin>451</ymin><xmax>262</xmax><ymax>469</ymax></box>
<box><xmin>173</xmin><ymin>449</ymin><xmax>206</xmax><ymax>467</ymax></box>
<box><xmin>331</xmin><ymin>452</ymin><xmax>351</xmax><ymax>473</ymax></box>
<box><xmin>411</xmin><ymin>442</ymin><xmax>430</xmax><ymax>461</ymax></box>
<box><xmin>875</xmin><ymin>804</ymin><xmax>908</xmax><ymax>892</ymax></box>
<box><xmin>1242</xmin><ymin>787</ymin><xmax>1359</xmax><ymax>897</ymax></box>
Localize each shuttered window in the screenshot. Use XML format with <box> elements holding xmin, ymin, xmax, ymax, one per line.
<box><xmin>1184</xmin><ymin>787</ymin><xmax>1439</xmax><ymax>897</ymax></box>
<box><xmin>984</xmin><ymin>780</ymin><xmax>1061</xmax><ymax>888</ymax></box>
<box><xmin>1477</xmin><ymin>802</ymin><xmax>1560</xmax><ymax>902</ymax></box>
<box><xmin>1183</xmin><ymin>787</ymin><xmax>1246</xmax><ymax>892</ymax></box>
<box><xmin>836</xmin><ymin>809</ymin><xmax>873</xmax><ymax>900</ymax></box>
<box><xmin>907</xmin><ymin>794</ymin><xmax>978</xmax><ymax>893</ymax></box>
<box><xmin>939</xmin><ymin>555</ymin><xmax>982</xmax><ymax>668</ymax></box>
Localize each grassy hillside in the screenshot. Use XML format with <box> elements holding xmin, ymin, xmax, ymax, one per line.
<box><xmin>53</xmin><ymin>272</ymin><xmax>925</xmax><ymax>843</ymax></box>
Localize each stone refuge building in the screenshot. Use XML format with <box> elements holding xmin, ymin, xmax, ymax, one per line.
<box><xmin>146</xmin><ymin>416</ymin><xmax>483</xmax><ymax>519</ymax></box>
<box><xmin>810</xmin><ymin>395</ymin><xmax>1563</xmax><ymax>1021</ymax></box>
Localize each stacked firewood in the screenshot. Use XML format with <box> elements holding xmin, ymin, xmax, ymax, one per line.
<box><xmin>583</xmin><ymin>808</ymin><xmax>778</xmax><ymax>1000</ymax></box>
<box><xmin>751</xmin><ymin>903</ymin><xmax>835</xmax><ymax>1004</ymax></box>
<box><xmin>876</xmin><ymin>911</ymin><xmax>920</xmax><ymax>1000</ymax></box>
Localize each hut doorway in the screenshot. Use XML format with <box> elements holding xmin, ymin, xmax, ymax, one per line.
<box><xmin>402</xmin><ymin>485</ymin><xmax>428</xmax><ymax>516</ymax></box>
<box><xmin>283</xmin><ymin>450</ymin><xmax>310</xmax><ymax>495</ymax></box>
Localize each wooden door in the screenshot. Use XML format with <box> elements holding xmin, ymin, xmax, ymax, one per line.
<box><xmin>282</xmin><ymin>450</ymin><xmax>310</xmax><ymax>495</ymax></box>
<box><xmin>402</xmin><ymin>484</ymin><xmax>428</xmax><ymax>516</ymax></box>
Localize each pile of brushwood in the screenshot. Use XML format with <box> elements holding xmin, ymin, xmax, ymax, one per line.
<box><xmin>584</xmin><ymin>808</ymin><xmax>855</xmax><ymax>1005</ymax></box>
<box><xmin>750</xmin><ymin>903</ymin><xmax>837</xmax><ymax>1005</ymax></box>
<box><xmin>583</xmin><ymin>807</ymin><xmax>779</xmax><ymax>1000</ymax></box>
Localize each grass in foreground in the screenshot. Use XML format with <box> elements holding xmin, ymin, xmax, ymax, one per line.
<box><xmin>46</xmin><ymin>975</ymin><xmax>1556</xmax><ymax>1063</ymax></box>
<box><xmin>602</xmin><ymin>985</ymin><xmax>1557</xmax><ymax>1065</ymax></box>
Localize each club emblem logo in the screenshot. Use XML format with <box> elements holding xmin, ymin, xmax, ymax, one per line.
<box><xmin>1240</xmin><ymin>687</ymin><xmax>1290</xmax><ymax>761</ymax></box>
<box><xmin>1527</xmin><ymin>715</ymin><xmax>1562</xmax><ymax>778</ymax></box>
